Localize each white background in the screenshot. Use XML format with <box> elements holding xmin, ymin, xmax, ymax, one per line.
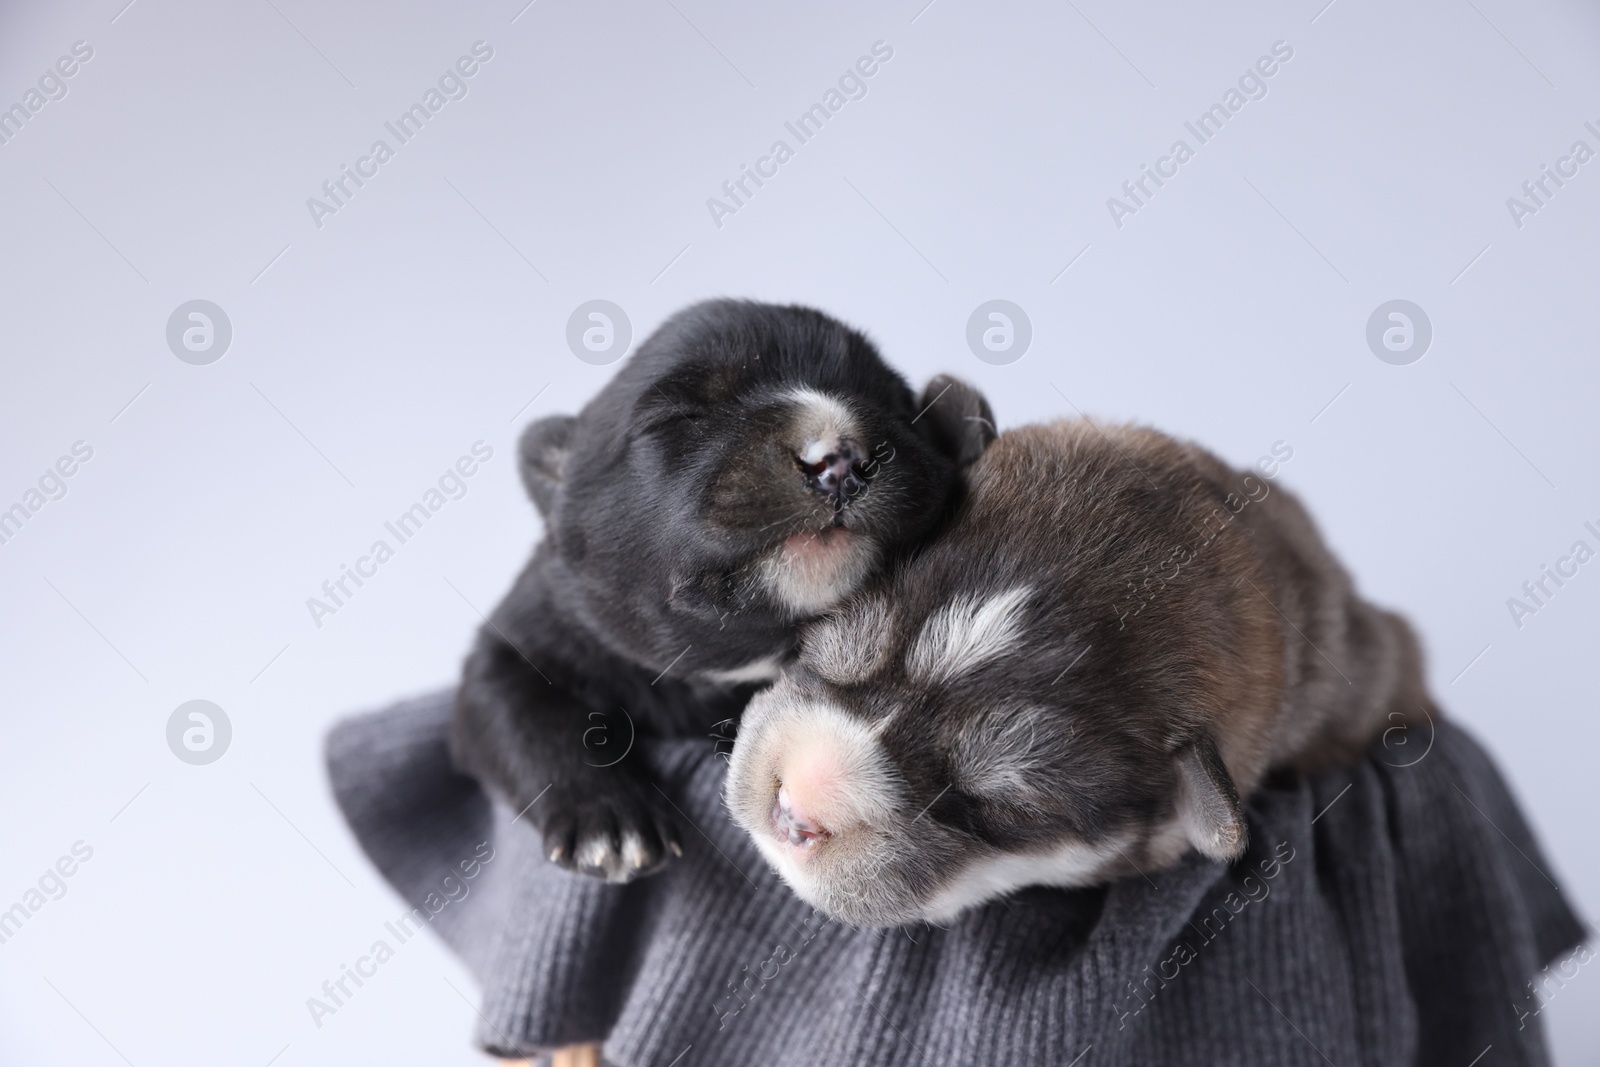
<box><xmin>1</xmin><ymin>0</ymin><xmax>1596</xmax><ymax>1063</ymax></box>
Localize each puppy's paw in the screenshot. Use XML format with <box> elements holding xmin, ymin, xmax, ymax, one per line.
<box><xmin>539</xmin><ymin>788</ymin><xmax>682</xmax><ymax>883</ymax></box>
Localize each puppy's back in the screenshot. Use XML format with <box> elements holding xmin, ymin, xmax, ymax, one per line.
<box><xmin>976</xmin><ymin>420</ymin><xmax>1427</xmax><ymax>786</ymax></box>
<box><xmin>1201</xmin><ymin>443</ymin><xmax>1431</xmax><ymax>772</ymax></box>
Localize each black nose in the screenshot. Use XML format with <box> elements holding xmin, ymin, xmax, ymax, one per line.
<box><xmin>796</xmin><ymin>437</ymin><xmax>867</xmax><ymax>506</ymax></box>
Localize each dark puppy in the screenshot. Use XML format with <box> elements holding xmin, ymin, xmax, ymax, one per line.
<box><xmin>451</xmin><ymin>300</ymin><xmax>993</xmax><ymax>882</ymax></box>
<box><xmin>725</xmin><ymin>420</ymin><xmax>1432</xmax><ymax>926</ymax></box>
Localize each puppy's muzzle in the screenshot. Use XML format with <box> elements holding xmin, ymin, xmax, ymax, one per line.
<box><xmin>796</xmin><ymin>437</ymin><xmax>867</xmax><ymax>509</ymax></box>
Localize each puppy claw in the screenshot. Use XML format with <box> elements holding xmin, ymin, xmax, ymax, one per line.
<box><xmin>538</xmin><ymin>790</ymin><xmax>679</xmax><ymax>883</ymax></box>
<box><xmin>620</xmin><ymin>832</ymin><xmax>650</xmax><ymax>871</ymax></box>
<box><xmin>575</xmin><ymin>835</ymin><xmax>612</xmax><ymax>869</ymax></box>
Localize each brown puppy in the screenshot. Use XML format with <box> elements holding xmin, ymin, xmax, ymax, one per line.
<box><xmin>725</xmin><ymin>420</ymin><xmax>1432</xmax><ymax>926</ymax></box>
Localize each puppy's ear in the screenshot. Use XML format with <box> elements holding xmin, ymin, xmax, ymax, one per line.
<box><xmin>518</xmin><ymin>415</ymin><xmax>577</xmax><ymax>518</ymax></box>
<box><xmin>1174</xmin><ymin>734</ymin><xmax>1247</xmax><ymax>862</ymax></box>
<box><xmin>916</xmin><ymin>374</ymin><xmax>996</xmax><ymax>468</ymax></box>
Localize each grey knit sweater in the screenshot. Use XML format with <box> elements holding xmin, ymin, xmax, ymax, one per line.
<box><xmin>326</xmin><ymin>691</ymin><xmax>1584</xmax><ymax>1066</ymax></box>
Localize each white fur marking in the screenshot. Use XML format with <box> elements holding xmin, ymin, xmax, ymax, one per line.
<box><xmin>698</xmin><ymin>654</ymin><xmax>786</xmax><ymax>687</ymax></box>
<box><xmin>799</xmin><ymin>439</ymin><xmax>833</xmax><ymax>465</ymax></box>
<box><xmin>757</xmin><ymin>534</ymin><xmax>878</xmax><ymax>616</ymax></box>
<box><xmin>921</xmin><ymin>833</ymin><xmax>1132</xmax><ymax>923</ymax></box>
<box><xmin>906</xmin><ymin>586</ymin><xmax>1032</xmax><ymax>684</ymax></box>
<box><xmin>785</xmin><ymin>388</ymin><xmax>857</xmax><ymax>446</ymax></box>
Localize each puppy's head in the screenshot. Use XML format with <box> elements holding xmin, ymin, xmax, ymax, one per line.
<box><xmin>726</xmin><ymin>426</ymin><xmax>1260</xmax><ymax>927</ymax></box>
<box><xmin>725</xmin><ymin>592</ymin><xmax>1247</xmax><ymax>927</ymax></box>
<box><xmin>520</xmin><ymin>300</ymin><xmax>995</xmax><ymax>675</ymax></box>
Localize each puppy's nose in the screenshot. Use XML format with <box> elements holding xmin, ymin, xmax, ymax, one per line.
<box><xmin>796</xmin><ymin>437</ymin><xmax>867</xmax><ymax>506</ymax></box>
<box><xmin>772</xmin><ymin>785</ymin><xmax>829</xmax><ymax>847</ymax></box>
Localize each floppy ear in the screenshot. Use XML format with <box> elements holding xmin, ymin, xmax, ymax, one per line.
<box><xmin>518</xmin><ymin>415</ymin><xmax>576</xmax><ymax>519</ymax></box>
<box><xmin>915</xmin><ymin>374</ymin><xmax>996</xmax><ymax>468</ymax></box>
<box><xmin>1174</xmin><ymin>733</ymin><xmax>1247</xmax><ymax>862</ymax></box>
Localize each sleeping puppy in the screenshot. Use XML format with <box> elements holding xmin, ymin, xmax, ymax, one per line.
<box><xmin>725</xmin><ymin>420</ymin><xmax>1432</xmax><ymax>926</ymax></box>
<box><xmin>450</xmin><ymin>299</ymin><xmax>994</xmax><ymax>883</ymax></box>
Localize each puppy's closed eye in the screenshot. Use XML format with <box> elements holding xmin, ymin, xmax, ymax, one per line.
<box><xmin>635</xmin><ymin>401</ymin><xmax>707</xmax><ymax>435</ymax></box>
<box><xmin>948</xmin><ymin>705</ymin><xmax>1070</xmax><ymax>811</ymax></box>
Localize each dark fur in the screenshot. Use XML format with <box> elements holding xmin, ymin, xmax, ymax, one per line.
<box><xmin>449</xmin><ymin>300</ymin><xmax>994</xmax><ymax>881</ymax></box>
<box><xmin>726</xmin><ymin>420</ymin><xmax>1433</xmax><ymax>925</ymax></box>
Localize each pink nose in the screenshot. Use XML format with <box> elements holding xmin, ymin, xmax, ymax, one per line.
<box><xmin>773</xmin><ymin>786</ymin><xmax>829</xmax><ymax>847</ymax></box>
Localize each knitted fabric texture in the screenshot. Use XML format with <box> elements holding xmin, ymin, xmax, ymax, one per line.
<box><xmin>326</xmin><ymin>691</ymin><xmax>1585</xmax><ymax>1066</ymax></box>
